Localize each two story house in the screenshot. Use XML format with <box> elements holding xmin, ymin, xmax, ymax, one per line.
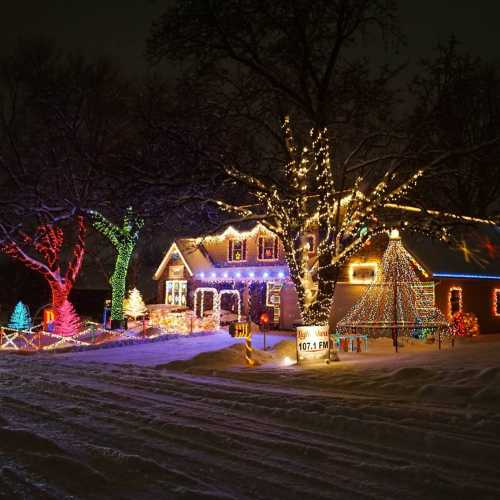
<box><xmin>153</xmin><ymin>223</ymin><xmax>500</xmax><ymax>333</ymax></box>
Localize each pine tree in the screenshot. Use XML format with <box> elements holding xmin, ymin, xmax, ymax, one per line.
<box><xmin>124</xmin><ymin>288</ymin><xmax>147</xmax><ymax>320</ymax></box>
<box><xmin>8</xmin><ymin>301</ymin><xmax>32</xmax><ymax>331</ymax></box>
<box><xmin>53</xmin><ymin>300</ymin><xmax>82</xmax><ymax>336</ymax></box>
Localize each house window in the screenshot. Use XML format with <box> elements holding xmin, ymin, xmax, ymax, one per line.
<box><xmin>493</xmin><ymin>289</ymin><xmax>500</xmax><ymax>316</ymax></box>
<box><xmin>168</xmin><ymin>265</ymin><xmax>184</xmax><ymax>279</ymax></box>
<box><xmin>165</xmin><ymin>280</ymin><xmax>187</xmax><ymax>306</ymax></box>
<box><xmin>306</xmin><ymin>234</ymin><xmax>316</xmax><ymax>254</ymax></box>
<box><xmin>349</xmin><ymin>262</ymin><xmax>378</xmax><ymax>284</ymax></box>
<box><xmin>228</xmin><ymin>239</ymin><xmax>247</xmax><ymax>262</ymax></box>
<box><xmin>449</xmin><ymin>287</ymin><xmax>463</xmax><ymax>317</ymax></box>
<box><xmin>258</xmin><ymin>236</ymin><xmax>278</xmax><ymax>260</ymax></box>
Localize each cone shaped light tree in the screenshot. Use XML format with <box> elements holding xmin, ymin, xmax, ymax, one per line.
<box><xmin>337</xmin><ymin>229</ymin><xmax>448</xmax><ymax>335</ymax></box>
<box><xmin>124</xmin><ymin>288</ymin><xmax>147</xmax><ymax>320</ymax></box>
<box><xmin>8</xmin><ymin>301</ymin><xmax>32</xmax><ymax>331</ymax></box>
<box><xmin>90</xmin><ymin>208</ymin><xmax>143</xmax><ymax>328</ymax></box>
<box><xmin>53</xmin><ymin>300</ymin><xmax>82</xmax><ymax>337</ymax></box>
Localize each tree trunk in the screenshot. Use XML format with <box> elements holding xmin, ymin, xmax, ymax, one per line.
<box><xmin>49</xmin><ymin>281</ymin><xmax>71</xmax><ymax>310</ymax></box>
<box><xmin>110</xmin><ymin>247</ymin><xmax>133</xmax><ymax>322</ymax></box>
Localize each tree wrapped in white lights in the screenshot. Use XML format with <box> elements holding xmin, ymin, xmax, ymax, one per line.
<box><xmin>337</xmin><ymin>230</ymin><xmax>448</xmax><ymax>339</ymax></box>
<box><xmin>214</xmin><ymin>118</ymin><xmax>497</xmax><ymax>327</ymax></box>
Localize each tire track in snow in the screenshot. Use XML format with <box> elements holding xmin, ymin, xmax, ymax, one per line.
<box><xmin>1</xmin><ymin>356</ymin><xmax>500</xmax><ymax>499</ymax></box>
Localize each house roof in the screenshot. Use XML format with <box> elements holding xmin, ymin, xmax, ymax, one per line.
<box><xmin>153</xmin><ymin>239</ymin><xmax>213</xmax><ymax>280</ymax></box>
<box><xmin>403</xmin><ymin>226</ymin><xmax>500</xmax><ymax>280</ymax></box>
<box><xmin>154</xmin><ymin>223</ymin><xmax>500</xmax><ymax>282</ymax></box>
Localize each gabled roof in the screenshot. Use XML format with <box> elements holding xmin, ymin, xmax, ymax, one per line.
<box><xmin>153</xmin><ymin>240</ymin><xmax>212</xmax><ymax>280</ymax></box>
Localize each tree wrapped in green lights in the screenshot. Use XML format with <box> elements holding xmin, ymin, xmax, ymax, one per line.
<box><xmin>90</xmin><ymin>208</ymin><xmax>143</xmax><ymax>329</ymax></box>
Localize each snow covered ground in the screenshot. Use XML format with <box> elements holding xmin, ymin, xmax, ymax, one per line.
<box><xmin>0</xmin><ymin>335</ymin><xmax>499</xmax><ymax>499</ymax></box>
<box><xmin>55</xmin><ymin>331</ymin><xmax>291</xmax><ymax>365</ymax></box>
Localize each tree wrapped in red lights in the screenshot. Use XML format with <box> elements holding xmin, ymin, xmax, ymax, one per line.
<box><xmin>0</xmin><ymin>216</ymin><xmax>86</xmax><ymax>315</ymax></box>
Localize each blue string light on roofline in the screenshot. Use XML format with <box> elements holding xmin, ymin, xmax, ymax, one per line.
<box><xmin>197</xmin><ymin>269</ymin><xmax>287</xmax><ymax>281</ymax></box>
<box><xmin>433</xmin><ymin>272</ymin><xmax>500</xmax><ymax>280</ymax></box>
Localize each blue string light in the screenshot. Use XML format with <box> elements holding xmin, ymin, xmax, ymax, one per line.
<box><xmin>433</xmin><ymin>272</ymin><xmax>500</xmax><ymax>280</ymax></box>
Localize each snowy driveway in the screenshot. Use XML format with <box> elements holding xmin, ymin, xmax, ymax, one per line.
<box><xmin>55</xmin><ymin>331</ymin><xmax>292</xmax><ymax>366</ymax></box>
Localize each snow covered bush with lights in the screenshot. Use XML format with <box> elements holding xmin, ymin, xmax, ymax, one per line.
<box><xmin>450</xmin><ymin>311</ymin><xmax>480</xmax><ymax>337</ymax></box>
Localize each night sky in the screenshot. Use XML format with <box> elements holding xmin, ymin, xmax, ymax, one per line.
<box><xmin>0</xmin><ymin>0</ymin><xmax>498</xmax><ymax>74</ymax></box>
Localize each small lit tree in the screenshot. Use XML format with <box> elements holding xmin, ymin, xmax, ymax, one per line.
<box><xmin>124</xmin><ymin>288</ymin><xmax>147</xmax><ymax>320</ymax></box>
<box><xmin>53</xmin><ymin>300</ymin><xmax>82</xmax><ymax>337</ymax></box>
<box><xmin>90</xmin><ymin>208</ymin><xmax>144</xmax><ymax>328</ymax></box>
<box><xmin>8</xmin><ymin>301</ymin><xmax>32</xmax><ymax>331</ymax></box>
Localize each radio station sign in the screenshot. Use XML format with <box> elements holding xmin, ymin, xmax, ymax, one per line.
<box><xmin>296</xmin><ymin>325</ymin><xmax>330</xmax><ymax>364</ymax></box>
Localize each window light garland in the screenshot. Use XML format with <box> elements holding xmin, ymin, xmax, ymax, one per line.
<box><xmin>493</xmin><ymin>289</ymin><xmax>500</xmax><ymax>317</ymax></box>
<box><xmin>448</xmin><ymin>286</ymin><xmax>463</xmax><ymax>319</ymax></box>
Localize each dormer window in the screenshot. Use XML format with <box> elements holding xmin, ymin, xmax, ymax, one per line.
<box><xmin>228</xmin><ymin>239</ymin><xmax>247</xmax><ymax>262</ymax></box>
<box><xmin>258</xmin><ymin>236</ymin><xmax>278</xmax><ymax>260</ymax></box>
<box><xmin>349</xmin><ymin>262</ymin><xmax>378</xmax><ymax>284</ymax></box>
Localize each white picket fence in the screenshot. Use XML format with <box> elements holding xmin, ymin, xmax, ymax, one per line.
<box><xmin>0</xmin><ymin>321</ymin><xmax>105</xmax><ymax>351</ymax></box>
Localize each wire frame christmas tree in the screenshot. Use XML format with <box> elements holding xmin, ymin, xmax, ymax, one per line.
<box><xmin>337</xmin><ymin>230</ymin><xmax>448</xmax><ymax>348</ymax></box>
<box><xmin>8</xmin><ymin>301</ymin><xmax>32</xmax><ymax>331</ymax></box>
<box><xmin>124</xmin><ymin>288</ymin><xmax>147</xmax><ymax>320</ymax></box>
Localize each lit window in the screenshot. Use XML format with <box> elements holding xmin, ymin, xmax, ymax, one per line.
<box><xmin>258</xmin><ymin>236</ymin><xmax>278</xmax><ymax>260</ymax></box>
<box><xmin>165</xmin><ymin>280</ymin><xmax>187</xmax><ymax>306</ymax></box>
<box><xmin>493</xmin><ymin>289</ymin><xmax>500</xmax><ymax>316</ymax></box>
<box><xmin>306</xmin><ymin>234</ymin><xmax>316</xmax><ymax>254</ymax></box>
<box><xmin>228</xmin><ymin>239</ymin><xmax>247</xmax><ymax>262</ymax></box>
<box><xmin>449</xmin><ymin>287</ymin><xmax>463</xmax><ymax>317</ymax></box>
<box><xmin>349</xmin><ymin>263</ymin><xmax>378</xmax><ymax>284</ymax></box>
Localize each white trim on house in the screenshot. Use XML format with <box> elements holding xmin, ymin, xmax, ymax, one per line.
<box><xmin>153</xmin><ymin>242</ymin><xmax>194</xmax><ymax>280</ymax></box>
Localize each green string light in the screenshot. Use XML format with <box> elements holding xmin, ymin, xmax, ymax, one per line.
<box><xmin>91</xmin><ymin>207</ymin><xmax>144</xmax><ymax>325</ymax></box>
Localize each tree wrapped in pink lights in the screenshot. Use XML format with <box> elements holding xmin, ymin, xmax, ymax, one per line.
<box><xmin>0</xmin><ymin>216</ymin><xmax>86</xmax><ymax>312</ymax></box>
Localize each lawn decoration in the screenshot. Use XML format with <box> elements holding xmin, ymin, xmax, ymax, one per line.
<box><xmin>8</xmin><ymin>301</ymin><xmax>32</xmax><ymax>331</ymax></box>
<box><xmin>450</xmin><ymin>311</ymin><xmax>480</xmax><ymax>337</ymax></box>
<box><xmin>53</xmin><ymin>300</ymin><xmax>82</xmax><ymax>337</ymax></box>
<box><xmin>124</xmin><ymin>288</ymin><xmax>147</xmax><ymax>320</ymax></box>
<box><xmin>337</xmin><ymin>229</ymin><xmax>449</xmax><ymax>351</ymax></box>
<box><xmin>229</xmin><ymin>321</ymin><xmax>255</xmax><ymax>366</ymax></box>
<box><xmin>194</xmin><ymin>287</ymin><xmax>220</xmax><ymax>327</ymax></box>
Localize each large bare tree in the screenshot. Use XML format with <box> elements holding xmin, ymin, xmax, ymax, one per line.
<box><xmin>147</xmin><ymin>0</ymin><xmax>499</xmax><ymax>326</ymax></box>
